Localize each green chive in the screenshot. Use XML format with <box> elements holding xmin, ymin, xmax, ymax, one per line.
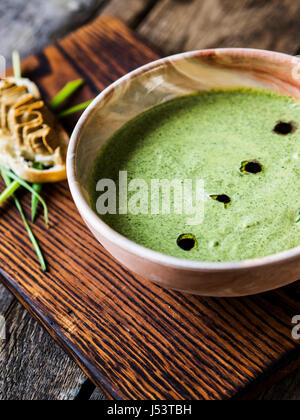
<box><xmin>31</xmin><ymin>183</ymin><xmax>42</xmax><ymax>222</ymax></box>
<box><xmin>31</xmin><ymin>163</ymin><xmax>43</xmax><ymax>222</ymax></box>
<box><xmin>58</xmin><ymin>100</ymin><xmax>93</xmax><ymax>118</ymax></box>
<box><xmin>12</xmin><ymin>50</ymin><xmax>22</xmax><ymax>78</ymax></box>
<box><xmin>0</xmin><ymin>180</ymin><xmax>21</xmax><ymax>204</ymax></box>
<box><xmin>0</xmin><ymin>166</ymin><xmax>49</xmax><ymax>227</ymax></box>
<box><xmin>49</xmin><ymin>79</ymin><xmax>85</xmax><ymax>110</ymax></box>
<box><xmin>1</xmin><ymin>171</ymin><xmax>47</xmax><ymax>272</ymax></box>
<box><xmin>296</xmin><ymin>211</ymin><xmax>300</xmax><ymax>223</ymax></box>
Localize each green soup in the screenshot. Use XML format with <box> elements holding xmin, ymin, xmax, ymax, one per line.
<box><xmin>90</xmin><ymin>88</ymin><xmax>300</xmax><ymax>262</ymax></box>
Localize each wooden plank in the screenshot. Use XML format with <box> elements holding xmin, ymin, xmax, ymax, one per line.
<box><xmin>3</xmin><ymin>282</ymin><xmax>93</xmax><ymax>400</ymax></box>
<box><xmin>90</xmin><ymin>388</ymin><xmax>107</xmax><ymax>400</ymax></box>
<box><xmin>138</xmin><ymin>0</ymin><xmax>300</xmax><ymax>55</ymax></box>
<box><xmin>0</xmin><ymin>15</ymin><xmax>299</xmax><ymax>400</ymax></box>
<box><xmin>101</xmin><ymin>0</ymin><xmax>158</xmax><ymax>27</ymax></box>
<box><xmin>0</xmin><ymin>219</ymin><xmax>94</xmax><ymax>400</ymax></box>
<box><xmin>0</xmin><ymin>0</ymin><xmax>107</xmax><ymax>64</ymax></box>
<box><xmin>0</xmin><ymin>300</ymin><xmax>88</xmax><ymax>400</ymax></box>
<box><xmin>0</xmin><ymin>284</ymin><xmax>14</xmax><ymax>315</ymax></box>
<box><xmin>261</xmin><ymin>367</ymin><xmax>300</xmax><ymax>400</ymax></box>
<box><xmin>0</xmin><ymin>284</ymin><xmax>92</xmax><ymax>400</ymax></box>
<box><xmin>0</xmin><ymin>0</ymin><xmax>160</xmax><ymax>66</ymax></box>
<box><xmin>2</xmin><ymin>0</ymin><xmax>154</xmax><ymax>401</ymax></box>
<box><xmin>137</xmin><ymin>1</ymin><xmax>300</xmax><ymax>399</ymax></box>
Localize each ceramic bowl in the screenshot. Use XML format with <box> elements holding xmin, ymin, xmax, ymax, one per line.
<box><xmin>67</xmin><ymin>48</ymin><xmax>300</xmax><ymax>297</ymax></box>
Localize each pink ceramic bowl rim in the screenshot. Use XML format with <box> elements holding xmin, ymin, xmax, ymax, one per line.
<box><xmin>67</xmin><ymin>48</ymin><xmax>300</xmax><ymax>272</ymax></box>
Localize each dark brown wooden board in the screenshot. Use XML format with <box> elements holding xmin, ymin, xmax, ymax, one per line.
<box><xmin>0</xmin><ymin>16</ymin><xmax>300</xmax><ymax>400</ymax></box>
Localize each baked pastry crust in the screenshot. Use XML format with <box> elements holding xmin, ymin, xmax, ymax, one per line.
<box><xmin>0</xmin><ymin>77</ymin><xmax>69</xmax><ymax>183</ymax></box>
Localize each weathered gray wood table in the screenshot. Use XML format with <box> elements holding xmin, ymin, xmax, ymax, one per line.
<box><xmin>1</xmin><ymin>0</ymin><xmax>300</xmax><ymax>400</ymax></box>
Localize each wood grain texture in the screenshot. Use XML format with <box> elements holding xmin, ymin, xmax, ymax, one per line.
<box><xmin>261</xmin><ymin>367</ymin><xmax>300</xmax><ymax>400</ymax></box>
<box><xmin>90</xmin><ymin>388</ymin><xmax>107</xmax><ymax>400</ymax></box>
<box><xmin>101</xmin><ymin>0</ymin><xmax>158</xmax><ymax>27</ymax></box>
<box><xmin>0</xmin><ymin>284</ymin><xmax>14</xmax><ymax>315</ymax></box>
<box><xmin>0</xmin><ymin>0</ymin><xmax>107</xmax><ymax>65</ymax></box>
<box><xmin>138</xmin><ymin>0</ymin><xmax>300</xmax><ymax>55</ymax></box>
<box><xmin>0</xmin><ymin>299</ymin><xmax>88</xmax><ymax>400</ymax></box>
<box><xmin>0</xmin><ymin>15</ymin><xmax>299</xmax><ymax>400</ymax></box>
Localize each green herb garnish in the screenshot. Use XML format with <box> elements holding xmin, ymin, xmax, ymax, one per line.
<box><xmin>49</xmin><ymin>79</ymin><xmax>84</xmax><ymax>110</ymax></box>
<box><xmin>0</xmin><ymin>51</ymin><xmax>94</xmax><ymax>272</ymax></box>
<box><xmin>296</xmin><ymin>211</ymin><xmax>300</xmax><ymax>223</ymax></box>
<box><xmin>1</xmin><ymin>171</ymin><xmax>47</xmax><ymax>272</ymax></box>
<box><xmin>0</xmin><ymin>166</ymin><xmax>49</xmax><ymax>227</ymax></box>
<box><xmin>58</xmin><ymin>100</ymin><xmax>93</xmax><ymax>118</ymax></box>
<box><xmin>0</xmin><ymin>180</ymin><xmax>21</xmax><ymax>204</ymax></box>
<box><xmin>31</xmin><ymin>162</ymin><xmax>44</xmax><ymax>222</ymax></box>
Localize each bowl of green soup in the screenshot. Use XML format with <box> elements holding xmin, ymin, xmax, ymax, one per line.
<box><xmin>67</xmin><ymin>48</ymin><xmax>300</xmax><ymax>296</ymax></box>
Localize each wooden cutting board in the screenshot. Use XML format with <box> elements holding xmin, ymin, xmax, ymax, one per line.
<box><xmin>1</xmin><ymin>16</ymin><xmax>300</xmax><ymax>400</ymax></box>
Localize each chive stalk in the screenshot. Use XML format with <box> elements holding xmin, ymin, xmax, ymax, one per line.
<box><xmin>12</xmin><ymin>50</ymin><xmax>22</xmax><ymax>79</ymax></box>
<box><xmin>5</xmin><ymin>51</ymin><xmax>91</xmax><ymax>271</ymax></box>
<box><xmin>0</xmin><ymin>166</ymin><xmax>49</xmax><ymax>226</ymax></box>
<box><xmin>31</xmin><ymin>183</ymin><xmax>42</xmax><ymax>222</ymax></box>
<box><xmin>31</xmin><ymin>162</ymin><xmax>43</xmax><ymax>222</ymax></box>
<box><xmin>1</xmin><ymin>171</ymin><xmax>47</xmax><ymax>272</ymax></box>
<box><xmin>0</xmin><ymin>180</ymin><xmax>21</xmax><ymax>204</ymax></box>
<box><xmin>58</xmin><ymin>100</ymin><xmax>93</xmax><ymax>118</ymax></box>
<box><xmin>49</xmin><ymin>79</ymin><xmax>84</xmax><ymax>110</ymax></box>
